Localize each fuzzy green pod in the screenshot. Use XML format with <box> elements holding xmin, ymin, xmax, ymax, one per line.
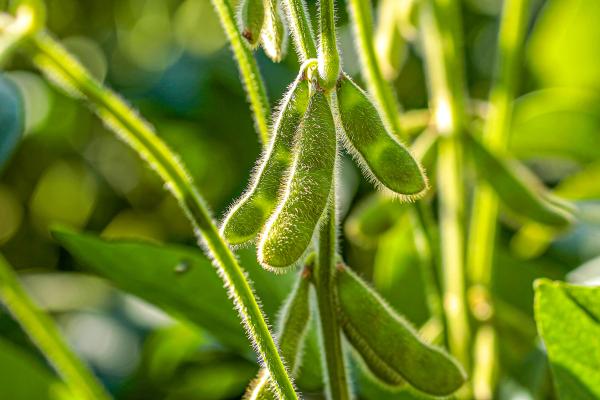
<box><xmin>239</xmin><ymin>0</ymin><xmax>265</xmax><ymax>48</ymax></box>
<box><xmin>244</xmin><ymin>268</ymin><xmax>312</xmax><ymax>399</ymax></box>
<box><xmin>258</xmin><ymin>90</ymin><xmax>336</xmax><ymax>270</ymax></box>
<box><xmin>261</xmin><ymin>0</ymin><xmax>288</xmax><ymax>62</ymax></box>
<box><xmin>466</xmin><ymin>134</ymin><xmax>574</xmax><ymax>228</ymax></box>
<box><xmin>336</xmin><ymin>265</ymin><xmax>467</xmax><ymax>395</ymax></box>
<box><xmin>221</xmin><ymin>76</ymin><xmax>310</xmax><ymax>245</ymax></box>
<box><xmin>336</xmin><ymin>74</ymin><xmax>428</xmax><ymax>200</ymax></box>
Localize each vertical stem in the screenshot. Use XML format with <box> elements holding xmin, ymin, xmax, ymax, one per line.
<box><xmin>283</xmin><ymin>0</ymin><xmax>318</xmax><ymax>60</ymax></box>
<box><xmin>317</xmin><ymin>0</ymin><xmax>340</xmax><ymax>89</ymax></box>
<box><xmin>210</xmin><ymin>0</ymin><xmax>270</xmax><ymax>144</ymax></box>
<box><xmin>25</xmin><ymin>32</ymin><xmax>298</xmax><ymax>400</ymax></box>
<box><xmin>420</xmin><ymin>0</ymin><xmax>470</xmax><ymax>376</ymax></box>
<box><xmin>411</xmin><ymin>202</ymin><xmax>444</xmax><ymax>321</ymax></box>
<box><xmin>346</xmin><ymin>0</ymin><xmax>403</xmax><ymax>137</ymax></box>
<box><xmin>468</xmin><ymin>1</ymin><xmax>530</xmax><ymax>398</ymax></box>
<box><xmin>315</xmin><ymin>195</ymin><xmax>350</xmax><ymax>400</ymax></box>
<box><xmin>0</xmin><ymin>254</ymin><xmax>111</xmax><ymax>400</ymax></box>
<box><xmin>285</xmin><ymin>2</ymin><xmax>349</xmax><ymax>398</ymax></box>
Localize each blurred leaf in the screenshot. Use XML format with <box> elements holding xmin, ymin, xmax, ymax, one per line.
<box><xmin>528</xmin><ymin>0</ymin><xmax>600</xmax><ymax>90</ymax></box>
<box><xmin>568</xmin><ymin>256</ymin><xmax>600</xmax><ymax>286</ymax></box>
<box><xmin>534</xmin><ymin>279</ymin><xmax>600</xmax><ymax>399</ymax></box>
<box><xmin>0</xmin><ymin>73</ymin><xmax>24</xmax><ymax>170</ymax></box>
<box><xmin>52</xmin><ymin>228</ymin><xmax>294</xmax><ymax>356</ymax></box>
<box><xmin>373</xmin><ymin>218</ymin><xmax>429</xmax><ymax>326</ymax></box>
<box><xmin>0</xmin><ymin>337</ymin><xmax>73</xmax><ymax>400</ymax></box>
<box><xmin>467</xmin><ymin>134</ymin><xmax>574</xmax><ymax>228</ymax></box>
<box><xmin>555</xmin><ymin>162</ymin><xmax>600</xmax><ymax>201</ymax></box>
<box><xmin>344</xmin><ymin>194</ymin><xmax>405</xmax><ymax>248</ymax></box>
<box><xmin>510</xmin><ymin>89</ymin><xmax>600</xmax><ymax>163</ymax></box>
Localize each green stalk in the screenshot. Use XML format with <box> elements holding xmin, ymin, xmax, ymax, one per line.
<box><xmin>420</xmin><ymin>0</ymin><xmax>470</xmax><ymax>376</ymax></box>
<box><xmin>283</xmin><ymin>2</ymin><xmax>349</xmax><ymax>398</ymax></box>
<box><xmin>0</xmin><ymin>254</ymin><xmax>111</xmax><ymax>400</ymax></box>
<box><xmin>317</xmin><ymin>0</ymin><xmax>340</xmax><ymax>90</ymax></box>
<box><xmin>24</xmin><ymin>32</ymin><xmax>297</xmax><ymax>400</ymax></box>
<box><xmin>346</xmin><ymin>0</ymin><xmax>403</xmax><ymax>137</ymax></box>
<box><xmin>283</xmin><ymin>0</ymin><xmax>318</xmax><ymax>60</ymax></box>
<box><xmin>210</xmin><ymin>0</ymin><xmax>270</xmax><ymax>144</ymax></box>
<box><xmin>467</xmin><ymin>0</ymin><xmax>530</xmax><ymax>397</ymax></box>
<box><xmin>315</xmin><ymin>197</ymin><xmax>351</xmax><ymax>400</ymax></box>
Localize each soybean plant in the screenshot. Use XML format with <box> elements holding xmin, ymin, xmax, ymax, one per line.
<box><xmin>2</xmin><ymin>0</ymin><xmax>572</xmax><ymax>398</ymax></box>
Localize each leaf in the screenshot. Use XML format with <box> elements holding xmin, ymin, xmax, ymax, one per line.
<box><xmin>0</xmin><ymin>337</ymin><xmax>73</xmax><ymax>400</ymax></box>
<box><xmin>466</xmin><ymin>134</ymin><xmax>574</xmax><ymax>228</ymax></box>
<box><xmin>510</xmin><ymin>89</ymin><xmax>600</xmax><ymax>163</ymax></box>
<box><xmin>344</xmin><ymin>193</ymin><xmax>406</xmax><ymax>248</ymax></box>
<box><xmin>528</xmin><ymin>0</ymin><xmax>600</xmax><ymax>90</ymax></box>
<box><xmin>534</xmin><ymin>279</ymin><xmax>600</xmax><ymax>399</ymax></box>
<box><xmin>0</xmin><ymin>74</ymin><xmax>24</xmax><ymax>170</ymax></box>
<box><xmin>52</xmin><ymin>228</ymin><xmax>294</xmax><ymax>356</ymax></box>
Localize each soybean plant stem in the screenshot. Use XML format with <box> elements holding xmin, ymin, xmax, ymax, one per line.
<box><xmin>346</xmin><ymin>0</ymin><xmax>403</xmax><ymax>137</ymax></box>
<box><xmin>284</xmin><ymin>2</ymin><xmax>350</xmax><ymax>398</ymax></box>
<box><xmin>210</xmin><ymin>0</ymin><xmax>270</xmax><ymax>145</ymax></box>
<box><xmin>420</xmin><ymin>0</ymin><xmax>471</xmax><ymax>378</ymax></box>
<box><xmin>0</xmin><ymin>254</ymin><xmax>111</xmax><ymax>400</ymax></box>
<box><xmin>284</xmin><ymin>0</ymin><xmax>318</xmax><ymax>60</ymax></box>
<box><xmin>317</xmin><ymin>0</ymin><xmax>340</xmax><ymax>90</ymax></box>
<box><xmin>467</xmin><ymin>0</ymin><xmax>530</xmax><ymax>397</ymax></box>
<box><xmin>24</xmin><ymin>32</ymin><xmax>298</xmax><ymax>400</ymax></box>
<box><xmin>316</xmin><ymin>197</ymin><xmax>351</xmax><ymax>400</ymax></box>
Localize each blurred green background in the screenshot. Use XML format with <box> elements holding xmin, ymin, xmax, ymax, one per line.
<box><xmin>1</xmin><ymin>0</ymin><xmax>600</xmax><ymax>399</ymax></box>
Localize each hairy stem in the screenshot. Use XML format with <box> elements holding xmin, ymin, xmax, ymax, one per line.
<box><xmin>315</xmin><ymin>197</ymin><xmax>350</xmax><ymax>400</ymax></box>
<box><xmin>420</xmin><ymin>0</ymin><xmax>470</xmax><ymax>378</ymax></box>
<box><xmin>317</xmin><ymin>0</ymin><xmax>340</xmax><ymax>90</ymax></box>
<box><xmin>283</xmin><ymin>0</ymin><xmax>317</xmax><ymax>60</ymax></box>
<box><xmin>467</xmin><ymin>0</ymin><xmax>530</xmax><ymax>398</ymax></box>
<box><xmin>210</xmin><ymin>0</ymin><xmax>270</xmax><ymax>144</ymax></box>
<box><xmin>346</xmin><ymin>0</ymin><xmax>403</xmax><ymax>137</ymax></box>
<box><xmin>23</xmin><ymin>32</ymin><xmax>297</xmax><ymax>400</ymax></box>
<box><xmin>0</xmin><ymin>254</ymin><xmax>111</xmax><ymax>400</ymax></box>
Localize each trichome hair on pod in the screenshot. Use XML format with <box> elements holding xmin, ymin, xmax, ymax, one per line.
<box><xmin>261</xmin><ymin>0</ymin><xmax>289</xmax><ymax>62</ymax></box>
<box><xmin>221</xmin><ymin>73</ymin><xmax>310</xmax><ymax>246</ymax></box>
<box><xmin>244</xmin><ymin>267</ymin><xmax>312</xmax><ymax>399</ymax></box>
<box><xmin>258</xmin><ymin>88</ymin><xmax>337</xmax><ymax>271</ymax></box>
<box><xmin>238</xmin><ymin>0</ymin><xmax>266</xmax><ymax>48</ymax></box>
<box><xmin>336</xmin><ymin>263</ymin><xmax>467</xmax><ymax>396</ymax></box>
<box><xmin>335</xmin><ymin>73</ymin><xmax>429</xmax><ymax>201</ymax></box>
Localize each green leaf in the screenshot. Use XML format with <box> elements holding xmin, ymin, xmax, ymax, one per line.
<box><xmin>0</xmin><ymin>74</ymin><xmax>24</xmax><ymax>170</ymax></box>
<box><xmin>0</xmin><ymin>337</ymin><xmax>73</xmax><ymax>400</ymax></box>
<box><xmin>52</xmin><ymin>228</ymin><xmax>294</xmax><ymax>356</ymax></box>
<box><xmin>528</xmin><ymin>0</ymin><xmax>600</xmax><ymax>90</ymax></box>
<box><xmin>534</xmin><ymin>279</ymin><xmax>600</xmax><ymax>399</ymax></box>
<box><xmin>466</xmin><ymin>134</ymin><xmax>574</xmax><ymax>228</ymax></box>
<box><xmin>510</xmin><ymin>89</ymin><xmax>600</xmax><ymax>163</ymax></box>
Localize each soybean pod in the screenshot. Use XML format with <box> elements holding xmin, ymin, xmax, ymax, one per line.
<box><xmin>336</xmin><ymin>74</ymin><xmax>428</xmax><ymax>200</ymax></box>
<box><xmin>239</xmin><ymin>0</ymin><xmax>266</xmax><ymax>48</ymax></box>
<box><xmin>336</xmin><ymin>264</ymin><xmax>466</xmax><ymax>396</ymax></box>
<box><xmin>466</xmin><ymin>134</ymin><xmax>574</xmax><ymax>228</ymax></box>
<box><xmin>261</xmin><ymin>0</ymin><xmax>288</xmax><ymax>62</ymax></box>
<box><xmin>258</xmin><ymin>90</ymin><xmax>337</xmax><ymax>270</ymax></box>
<box><xmin>244</xmin><ymin>266</ymin><xmax>312</xmax><ymax>400</ymax></box>
<box><xmin>221</xmin><ymin>74</ymin><xmax>310</xmax><ymax>245</ymax></box>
